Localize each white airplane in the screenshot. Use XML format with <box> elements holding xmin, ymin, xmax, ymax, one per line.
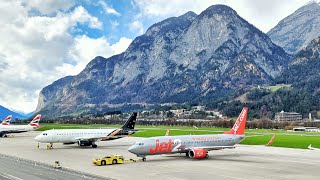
<box><xmin>0</xmin><ymin>114</ymin><xmax>41</xmax><ymax>137</ymax></box>
<box><xmin>308</xmin><ymin>144</ymin><xmax>320</xmax><ymax>151</ymax></box>
<box><xmin>128</xmin><ymin>107</ymin><xmax>248</xmax><ymax>161</ymax></box>
<box><xmin>1</xmin><ymin>115</ymin><xmax>12</xmax><ymax>126</ymax></box>
<box><xmin>34</xmin><ymin>112</ymin><xmax>137</xmax><ymax>148</ymax></box>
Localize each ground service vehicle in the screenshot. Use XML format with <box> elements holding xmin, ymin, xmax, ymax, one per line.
<box><xmin>93</xmin><ymin>155</ymin><xmax>124</xmax><ymax>165</ymax></box>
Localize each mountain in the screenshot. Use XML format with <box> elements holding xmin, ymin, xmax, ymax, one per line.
<box><xmin>224</xmin><ymin>36</ymin><xmax>320</xmax><ymax>119</ymax></box>
<box><xmin>0</xmin><ymin>105</ymin><xmax>27</xmax><ymax>120</ymax></box>
<box><xmin>267</xmin><ymin>1</ymin><xmax>320</xmax><ymax>55</ymax></box>
<box><xmin>36</xmin><ymin>5</ymin><xmax>290</xmax><ymax>118</ymax></box>
<box><xmin>279</xmin><ymin>36</ymin><xmax>320</xmax><ymax>93</ymax></box>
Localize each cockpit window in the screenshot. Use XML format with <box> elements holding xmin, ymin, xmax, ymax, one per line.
<box><xmin>42</xmin><ymin>133</ymin><xmax>47</xmax><ymax>135</ymax></box>
<box><xmin>135</xmin><ymin>142</ymin><xmax>144</xmax><ymax>145</ymax></box>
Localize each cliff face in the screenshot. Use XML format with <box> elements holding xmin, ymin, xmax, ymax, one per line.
<box><xmin>36</xmin><ymin>5</ymin><xmax>290</xmax><ymax>118</ymax></box>
<box><xmin>268</xmin><ymin>2</ymin><xmax>320</xmax><ymax>55</ymax></box>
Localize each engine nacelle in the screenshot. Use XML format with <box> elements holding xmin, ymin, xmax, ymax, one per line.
<box><xmin>77</xmin><ymin>140</ymin><xmax>92</xmax><ymax>146</ymax></box>
<box><xmin>188</xmin><ymin>149</ymin><xmax>207</xmax><ymax>159</ymax></box>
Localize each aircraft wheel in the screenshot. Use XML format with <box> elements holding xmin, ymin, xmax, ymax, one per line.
<box><xmin>205</xmin><ymin>153</ymin><xmax>209</xmax><ymax>158</ymax></box>
<box><xmin>142</xmin><ymin>157</ymin><xmax>146</xmax><ymax>161</ymax></box>
<box><xmin>92</xmin><ymin>144</ymin><xmax>97</xmax><ymax>148</ymax></box>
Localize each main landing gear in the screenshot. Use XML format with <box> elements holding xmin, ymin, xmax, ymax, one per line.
<box><xmin>47</xmin><ymin>143</ymin><xmax>53</xmax><ymax>149</ymax></box>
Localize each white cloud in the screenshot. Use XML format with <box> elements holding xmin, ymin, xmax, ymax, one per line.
<box><xmin>111</xmin><ymin>37</ymin><xmax>133</xmax><ymax>54</ymax></box>
<box><xmin>133</xmin><ymin>0</ymin><xmax>310</xmax><ymax>32</ymax></box>
<box><xmin>0</xmin><ymin>1</ymin><xmax>131</xmax><ymax>113</ymax></box>
<box><xmin>129</xmin><ymin>20</ymin><xmax>144</xmax><ymax>34</ymax></box>
<box><xmin>98</xmin><ymin>0</ymin><xmax>121</xmax><ymax>16</ymax></box>
<box><xmin>24</xmin><ymin>0</ymin><xmax>75</xmax><ymax>15</ymax></box>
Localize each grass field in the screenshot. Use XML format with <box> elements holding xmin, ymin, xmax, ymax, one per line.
<box><xmin>265</xmin><ymin>84</ymin><xmax>291</xmax><ymax>92</ymax></box>
<box><xmin>36</xmin><ymin>123</ymin><xmax>320</xmax><ymax>149</ymax></box>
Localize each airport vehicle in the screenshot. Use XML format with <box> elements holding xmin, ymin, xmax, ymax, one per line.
<box><xmin>34</xmin><ymin>113</ymin><xmax>137</xmax><ymax>148</ymax></box>
<box><xmin>308</xmin><ymin>144</ymin><xmax>320</xmax><ymax>151</ymax></box>
<box><xmin>0</xmin><ymin>114</ymin><xmax>41</xmax><ymax>137</ymax></box>
<box><xmin>93</xmin><ymin>155</ymin><xmax>124</xmax><ymax>165</ymax></box>
<box><xmin>128</xmin><ymin>107</ymin><xmax>248</xmax><ymax>161</ymax></box>
<box><xmin>1</xmin><ymin>115</ymin><xmax>12</xmax><ymax>126</ymax></box>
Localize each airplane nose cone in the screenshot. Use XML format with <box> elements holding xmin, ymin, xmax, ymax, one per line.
<box><xmin>34</xmin><ymin>135</ymin><xmax>41</xmax><ymax>142</ymax></box>
<box><xmin>128</xmin><ymin>145</ymin><xmax>137</xmax><ymax>154</ymax></box>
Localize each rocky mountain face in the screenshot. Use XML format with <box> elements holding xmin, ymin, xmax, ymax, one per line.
<box><xmin>280</xmin><ymin>36</ymin><xmax>320</xmax><ymax>88</ymax></box>
<box><xmin>267</xmin><ymin>1</ymin><xmax>320</xmax><ymax>55</ymax></box>
<box><xmin>36</xmin><ymin>5</ymin><xmax>290</xmax><ymax>118</ymax></box>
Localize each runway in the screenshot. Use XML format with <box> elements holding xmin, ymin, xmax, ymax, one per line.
<box><xmin>0</xmin><ymin>131</ymin><xmax>319</xmax><ymax>180</ymax></box>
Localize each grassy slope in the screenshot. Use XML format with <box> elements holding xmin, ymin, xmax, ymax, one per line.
<box><xmin>265</xmin><ymin>84</ymin><xmax>291</xmax><ymax>92</ymax></box>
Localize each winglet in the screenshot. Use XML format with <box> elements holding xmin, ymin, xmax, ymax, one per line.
<box><xmin>2</xmin><ymin>115</ymin><xmax>12</xmax><ymax>125</ymax></box>
<box><xmin>224</xmin><ymin>107</ymin><xmax>248</xmax><ymax>135</ymax></box>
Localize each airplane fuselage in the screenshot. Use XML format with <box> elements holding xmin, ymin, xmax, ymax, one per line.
<box><xmin>34</xmin><ymin>129</ymin><xmax>124</xmax><ymax>143</ymax></box>
<box><xmin>0</xmin><ymin>125</ymin><xmax>36</xmax><ymax>133</ymax></box>
<box><xmin>128</xmin><ymin>134</ymin><xmax>245</xmax><ymax>156</ymax></box>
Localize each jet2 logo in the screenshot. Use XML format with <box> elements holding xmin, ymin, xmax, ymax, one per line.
<box><xmin>149</xmin><ymin>139</ymin><xmax>173</xmax><ymax>154</ymax></box>
<box><xmin>232</xmin><ymin>109</ymin><xmax>247</xmax><ymax>134</ymax></box>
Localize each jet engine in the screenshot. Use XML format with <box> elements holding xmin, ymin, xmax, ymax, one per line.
<box><xmin>77</xmin><ymin>140</ymin><xmax>92</xmax><ymax>146</ymax></box>
<box><xmin>188</xmin><ymin>149</ymin><xmax>208</xmax><ymax>159</ymax></box>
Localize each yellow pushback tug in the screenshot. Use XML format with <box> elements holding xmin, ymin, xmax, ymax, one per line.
<box><xmin>93</xmin><ymin>155</ymin><xmax>141</xmax><ymax>166</ymax></box>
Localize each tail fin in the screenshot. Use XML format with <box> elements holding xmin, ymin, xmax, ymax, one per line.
<box><xmin>266</xmin><ymin>133</ymin><xmax>277</xmax><ymax>146</ymax></box>
<box><xmin>28</xmin><ymin>114</ymin><xmax>41</xmax><ymax>128</ymax></box>
<box><xmin>224</xmin><ymin>107</ymin><xmax>248</xmax><ymax>135</ymax></box>
<box><xmin>122</xmin><ymin>112</ymin><xmax>137</xmax><ymax>129</ymax></box>
<box><xmin>2</xmin><ymin>115</ymin><xmax>12</xmax><ymax>125</ymax></box>
<box><xmin>165</xmin><ymin>129</ymin><xmax>170</xmax><ymax>136</ymax></box>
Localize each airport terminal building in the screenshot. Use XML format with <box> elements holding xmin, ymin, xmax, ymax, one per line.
<box><xmin>274</xmin><ymin>111</ymin><xmax>302</xmax><ymax>122</ymax></box>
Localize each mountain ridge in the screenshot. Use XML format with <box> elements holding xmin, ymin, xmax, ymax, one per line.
<box><xmin>267</xmin><ymin>2</ymin><xmax>320</xmax><ymax>54</ymax></box>
<box><xmin>0</xmin><ymin>105</ymin><xmax>27</xmax><ymax>120</ymax></box>
<box><xmin>35</xmin><ymin>5</ymin><xmax>290</xmax><ymax>118</ymax></box>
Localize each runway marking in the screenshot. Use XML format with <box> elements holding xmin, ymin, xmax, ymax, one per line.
<box><xmin>0</xmin><ymin>172</ymin><xmax>24</xmax><ymax>180</ymax></box>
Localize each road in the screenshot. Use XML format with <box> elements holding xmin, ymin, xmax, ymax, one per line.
<box><xmin>0</xmin><ymin>154</ymin><xmax>108</xmax><ymax>180</ymax></box>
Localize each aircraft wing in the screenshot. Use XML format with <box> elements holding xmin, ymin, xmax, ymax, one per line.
<box><xmin>187</xmin><ymin>146</ymin><xmax>236</xmax><ymax>151</ymax></box>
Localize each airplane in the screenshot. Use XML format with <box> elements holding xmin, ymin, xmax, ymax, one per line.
<box><xmin>0</xmin><ymin>114</ymin><xmax>41</xmax><ymax>137</ymax></box>
<box><xmin>308</xmin><ymin>144</ymin><xmax>320</xmax><ymax>151</ymax></box>
<box><xmin>34</xmin><ymin>112</ymin><xmax>137</xmax><ymax>148</ymax></box>
<box><xmin>128</xmin><ymin>107</ymin><xmax>248</xmax><ymax>161</ymax></box>
<box><xmin>1</xmin><ymin>115</ymin><xmax>12</xmax><ymax>126</ymax></box>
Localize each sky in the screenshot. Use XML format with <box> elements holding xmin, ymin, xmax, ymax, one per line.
<box><xmin>0</xmin><ymin>0</ymin><xmax>314</xmax><ymax>114</ymax></box>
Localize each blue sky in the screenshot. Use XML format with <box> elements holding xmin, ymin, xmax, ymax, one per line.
<box><xmin>0</xmin><ymin>0</ymin><xmax>312</xmax><ymax>113</ymax></box>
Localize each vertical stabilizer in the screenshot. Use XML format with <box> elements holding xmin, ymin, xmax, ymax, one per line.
<box><xmin>224</xmin><ymin>107</ymin><xmax>248</xmax><ymax>135</ymax></box>
<box><xmin>29</xmin><ymin>114</ymin><xmax>41</xmax><ymax>127</ymax></box>
<box><xmin>1</xmin><ymin>115</ymin><xmax>12</xmax><ymax>125</ymax></box>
